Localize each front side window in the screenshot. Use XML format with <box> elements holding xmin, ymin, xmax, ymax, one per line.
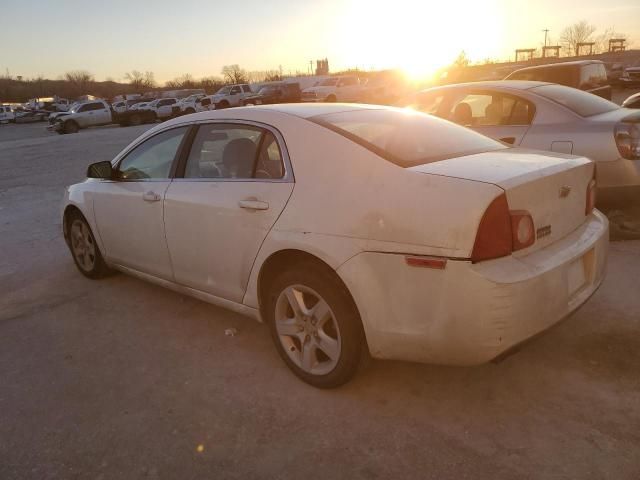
<box><xmin>242</xmin><ymin>85</ymin><xmax>252</xmax><ymax>93</ymax></box>
<box><xmin>230</xmin><ymin>86</ymin><xmax>241</xmax><ymax>95</ymax></box>
<box><xmin>447</xmin><ymin>93</ymin><xmax>534</xmax><ymax>126</ymax></box>
<box><xmin>183</xmin><ymin>124</ymin><xmax>284</xmax><ymax>180</ymax></box>
<box><xmin>116</xmin><ymin>127</ymin><xmax>188</xmax><ymax>180</ymax></box>
<box><xmin>311</xmin><ymin>108</ymin><xmax>505</xmax><ymax>168</ymax></box>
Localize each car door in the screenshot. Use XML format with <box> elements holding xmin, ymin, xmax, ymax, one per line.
<box><xmin>163</xmin><ymin>121</ymin><xmax>294</xmax><ymax>303</ymax></box>
<box><xmin>74</xmin><ymin>103</ymin><xmax>94</xmax><ymax>127</ymax></box>
<box><xmin>92</xmin><ymin>125</ymin><xmax>190</xmax><ymax>280</ymax></box>
<box><xmin>446</xmin><ymin>91</ymin><xmax>534</xmax><ymax>145</ymax></box>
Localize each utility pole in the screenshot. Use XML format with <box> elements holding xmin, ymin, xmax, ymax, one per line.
<box><xmin>542</xmin><ymin>28</ymin><xmax>549</xmax><ymax>47</ymax></box>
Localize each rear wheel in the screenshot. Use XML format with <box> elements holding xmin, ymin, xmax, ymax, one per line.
<box><xmin>325</xmin><ymin>95</ymin><xmax>337</xmax><ymax>102</ymax></box>
<box><xmin>129</xmin><ymin>113</ymin><xmax>142</xmax><ymax>126</ymax></box>
<box><xmin>66</xmin><ymin>211</ymin><xmax>112</xmax><ymax>279</ymax></box>
<box><xmin>265</xmin><ymin>261</ymin><xmax>364</xmax><ymax>388</ymax></box>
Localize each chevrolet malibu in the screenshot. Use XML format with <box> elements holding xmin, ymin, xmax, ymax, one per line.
<box><xmin>62</xmin><ymin>104</ymin><xmax>608</xmax><ymax>388</ymax></box>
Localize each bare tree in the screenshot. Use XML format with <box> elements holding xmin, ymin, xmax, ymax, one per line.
<box><xmin>125</xmin><ymin>70</ymin><xmax>156</xmax><ymax>91</ymax></box>
<box><xmin>453</xmin><ymin>51</ymin><xmax>470</xmax><ymax>68</ymax></box>
<box><xmin>560</xmin><ymin>21</ymin><xmax>596</xmax><ymax>56</ymax></box>
<box><xmin>199</xmin><ymin>76</ymin><xmax>225</xmax><ymax>93</ymax></box>
<box><xmin>64</xmin><ymin>70</ymin><xmax>94</xmax><ymax>96</ymax></box>
<box><xmin>221</xmin><ymin>64</ymin><xmax>248</xmax><ymax>84</ymax></box>
<box><xmin>164</xmin><ymin>73</ymin><xmax>196</xmax><ymax>89</ymax></box>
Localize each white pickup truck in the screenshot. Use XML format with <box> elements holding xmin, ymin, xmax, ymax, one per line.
<box><xmin>301</xmin><ymin>76</ymin><xmax>366</xmax><ymax>103</ymax></box>
<box><xmin>207</xmin><ymin>84</ymin><xmax>254</xmax><ymax>109</ymax></box>
<box><xmin>47</xmin><ymin>99</ymin><xmax>157</xmax><ymax>134</ymax></box>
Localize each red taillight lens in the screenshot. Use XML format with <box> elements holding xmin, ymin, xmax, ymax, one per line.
<box><xmin>615</xmin><ymin>122</ymin><xmax>640</xmax><ymax>160</ymax></box>
<box><xmin>472</xmin><ymin>194</ymin><xmax>537</xmax><ymax>263</ymax></box>
<box><xmin>471</xmin><ymin>194</ymin><xmax>512</xmax><ymax>263</ymax></box>
<box><xmin>510</xmin><ymin>211</ymin><xmax>535</xmax><ymax>251</ymax></box>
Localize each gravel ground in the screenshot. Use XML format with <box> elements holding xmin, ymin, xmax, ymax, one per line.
<box><xmin>1</xmin><ymin>122</ymin><xmax>640</xmax><ymax>480</ymax></box>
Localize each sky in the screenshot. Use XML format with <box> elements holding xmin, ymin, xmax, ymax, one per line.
<box><xmin>1</xmin><ymin>0</ymin><xmax>639</xmax><ymax>83</ymax></box>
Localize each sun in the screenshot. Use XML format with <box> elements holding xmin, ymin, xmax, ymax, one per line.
<box><xmin>332</xmin><ymin>0</ymin><xmax>504</xmax><ymax>81</ymax></box>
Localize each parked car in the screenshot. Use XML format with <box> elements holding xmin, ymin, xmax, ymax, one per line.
<box><xmin>61</xmin><ymin>103</ymin><xmax>608</xmax><ymax>387</ymax></box>
<box><xmin>622</xmin><ymin>92</ymin><xmax>640</xmax><ymax>109</ymax></box>
<box><xmin>174</xmin><ymin>94</ymin><xmax>207</xmax><ymax>114</ymax></box>
<box><xmin>402</xmin><ymin>81</ymin><xmax>640</xmax><ymax>205</ymax></box>
<box><xmin>48</xmin><ymin>99</ymin><xmax>157</xmax><ymax>133</ymax></box>
<box><xmin>242</xmin><ymin>82</ymin><xmax>301</xmax><ymax>105</ymax></box>
<box><xmin>14</xmin><ymin>111</ymin><xmax>48</xmax><ymax>123</ymax></box>
<box><xmin>626</xmin><ymin>67</ymin><xmax>640</xmax><ymax>86</ymax></box>
<box><xmin>147</xmin><ymin>98</ymin><xmax>178</xmax><ymax>120</ymax></box>
<box><xmin>0</xmin><ymin>105</ymin><xmax>16</xmax><ymax>123</ymax></box>
<box><xmin>130</xmin><ymin>101</ymin><xmax>151</xmax><ymax>111</ymax></box>
<box><xmin>208</xmin><ymin>84</ymin><xmax>254</xmax><ymax>109</ymax></box>
<box><xmin>301</xmin><ymin>76</ymin><xmax>365</xmax><ymax>102</ymax></box>
<box><xmin>505</xmin><ymin>60</ymin><xmax>612</xmax><ymax>100</ymax></box>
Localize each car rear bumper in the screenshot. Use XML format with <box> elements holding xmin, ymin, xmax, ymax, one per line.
<box><xmin>337</xmin><ymin>210</ymin><xmax>609</xmax><ymax>365</ymax></box>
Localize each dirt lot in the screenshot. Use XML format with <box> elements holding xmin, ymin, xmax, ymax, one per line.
<box><xmin>1</xmin><ymin>122</ymin><xmax>640</xmax><ymax>480</ymax></box>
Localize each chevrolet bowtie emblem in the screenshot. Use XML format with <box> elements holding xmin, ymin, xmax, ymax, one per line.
<box><xmin>559</xmin><ymin>186</ymin><xmax>572</xmax><ymax>198</ymax></box>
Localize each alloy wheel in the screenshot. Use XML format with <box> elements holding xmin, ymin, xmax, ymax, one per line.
<box><xmin>274</xmin><ymin>284</ymin><xmax>342</xmax><ymax>375</ymax></box>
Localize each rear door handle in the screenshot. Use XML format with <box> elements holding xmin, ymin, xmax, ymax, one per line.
<box><xmin>142</xmin><ymin>191</ymin><xmax>161</xmax><ymax>202</ymax></box>
<box><xmin>238</xmin><ymin>200</ymin><xmax>269</xmax><ymax>210</ymax></box>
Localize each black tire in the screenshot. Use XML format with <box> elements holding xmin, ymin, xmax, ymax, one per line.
<box><xmin>63</xmin><ymin>120</ymin><xmax>79</xmax><ymax>134</ymax></box>
<box><xmin>218</xmin><ymin>100</ymin><xmax>229</xmax><ymax>109</ymax></box>
<box><xmin>129</xmin><ymin>114</ymin><xmax>142</xmax><ymax>126</ymax></box>
<box><xmin>185</xmin><ymin>108</ymin><xmax>195</xmax><ymax>114</ymax></box>
<box><xmin>264</xmin><ymin>261</ymin><xmax>364</xmax><ymax>388</ymax></box>
<box><xmin>66</xmin><ymin>211</ymin><xmax>113</xmax><ymax>279</ymax></box>
<box><xmin>326</xmin><ymin>95</ymin><xmax>337</xmax><ymax>102</ymax></box>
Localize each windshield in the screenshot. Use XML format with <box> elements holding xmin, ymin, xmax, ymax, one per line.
<box><xmin>216</xmin><ymin>86</ymin><xmax>232</xmax><ymax>95</ymax></box>
<box><xmin>320</xmin><ymin>78</ymin><xmax>339</xmax><ymax>86</ymax></box>
<box><xmin>531</xmin><ymin>84</ymin><xmax>619</xmax><ymax>117</ymax></box>
<box><xmin>311</xmin><ymin>108</ymin><xmax>506</xmax><ymax>167</ymax></box>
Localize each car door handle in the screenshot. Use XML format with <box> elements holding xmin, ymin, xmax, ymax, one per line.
<box><xmin>500</xmin><ymin>136</ymin><xmax>516</xmax><ymax>145</ymax></box>
<box><xmin>238</xmin><ymin>200</ymin><xmax>269</xmax><ymax>210</ymax></box>
<box><xmin>142</xmin><ymin>191</ymin><xmax>161</xmax><ymax>202</ymax></box>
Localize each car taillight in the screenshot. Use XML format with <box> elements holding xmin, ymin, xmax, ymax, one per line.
<box><xmin>471</xmin><ymin>194</ymin><xmax>536</xmax><ymax>263</ymax></box>
<box><xmin>510</xmin><ymin>211</ymin><xmax>535</xmax><ymax>251</ymax></box>
<box><xmin>471</xmin><ymin>194</ymin><xmax>512</xmax><ymax>263</ymax></box>
<box><xmin>615</xmin><ymin>121</ymin><xmax>640</xmax><ymax>160</ymax></box>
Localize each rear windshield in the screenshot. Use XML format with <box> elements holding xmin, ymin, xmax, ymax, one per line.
<box><xmin>508</xmin><ymin>66</ymin><xmax>576</xmax><ymax>86</ymax></box>
<box><xmin>531</xmin><ymin>84</ymin><xmax>619</xmax><ymax>117</ymax></box>
<box><xmin>310</xmin><ymin>109</ymin><xmax>506</xmax><ymax>167</ymax></box>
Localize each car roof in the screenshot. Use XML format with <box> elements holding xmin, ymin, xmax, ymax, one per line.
<box><xmin>236</xmin><ymin>102</ymin><xmax>383</xmax><ymax>118</ymax></box>
<box><xmin>511</xmin><ymin>60</ymin><xmax>605</xmax><ymax>72</ymax></box>
<box><xmin>422</xmin><ymin>80</ymin><xmax>552</xmax><ymax>92</ymax></box>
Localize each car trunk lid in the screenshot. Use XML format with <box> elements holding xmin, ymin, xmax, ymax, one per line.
<box><xmin>409</xmin><ymin>149</ymin><xmax>595</xmax><ymax>254</ymax></box>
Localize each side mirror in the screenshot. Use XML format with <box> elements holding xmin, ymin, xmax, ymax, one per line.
<box><xmin>87</xmin><ymin>161</ymin><xmax>113</xmax><ymax>179</ymax></box>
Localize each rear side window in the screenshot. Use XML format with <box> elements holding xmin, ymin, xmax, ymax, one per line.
<box><xmin>579</xmin><ymin>64</ymin><xmax>608</xmax><ymax>90</ymax></box>
<box><xmin>311</xmin><ymin>109</ymin><xmax>505</xmax><ymax>167</ymax></box>
<box><xmin>532</xmin><ymin>84</ymin><xmax>618</xmax><ymax>117</ymax></box>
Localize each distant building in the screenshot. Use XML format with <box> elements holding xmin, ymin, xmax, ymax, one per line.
<box><xmin>316</xmin><ymin>59</ymin><xmax>329</xmax><ymax>76</ymax></box>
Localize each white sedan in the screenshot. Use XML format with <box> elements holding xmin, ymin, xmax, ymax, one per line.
<box><xmin>62</xmin><ymin>104</ymin><xmax>608</xmax><ymax>387</ymax></box>
<box><xmin>403</xmin><ymin>81</ymin><xmax>640</xmax><ymax>206</ymax></box>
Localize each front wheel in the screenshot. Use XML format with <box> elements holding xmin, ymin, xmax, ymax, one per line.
<box><xmin>66</xmin><ymin>212</ymin><xmax>113</xmax><ymax>279</ymax></box>
<box><xmin>63</xmin><ymin>120</ymin><xmax>79</xmax><ymax>134</ymax></box>
<box><xmin>265</xmin><ymin>262</ymin><xmax>365</xmax><ymax>388</ymax></box>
